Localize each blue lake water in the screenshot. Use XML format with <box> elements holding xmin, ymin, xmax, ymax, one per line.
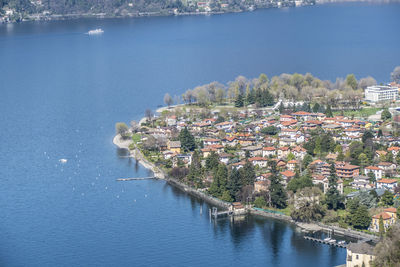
<box><xmin>0</xmin><ymin>2</ymin><xmax>399</xmax><ymax>266</ymax></box>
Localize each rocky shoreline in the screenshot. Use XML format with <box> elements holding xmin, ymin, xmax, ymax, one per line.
<box><xmin>112</xmin><ymin>132</ymin><xmax>379</xmax><ymax>242</ymax></box>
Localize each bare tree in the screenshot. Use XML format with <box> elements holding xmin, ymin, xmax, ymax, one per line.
<box><xmin>145</xmin><ymin>109</ymin><xmax>153</xmax><ymax>121</ymax></box>
<box><xmin>391</xmin><ymin>66</ymin><xmax>400</xmax><ymax>83</ymax></box>
<box><xmin>358</xmin><ymin>76</ymin><xmax>377</xmax><ymax>89</ymax></box>
<box><xmin>164</xmin><ymin>93</ymin><xmax>173</xmax><ymax>107</ymax></box>
<box><xmin>130</xmin><ymin>120</ymin><xmax>139</xmax><ymax>133</ymax></box>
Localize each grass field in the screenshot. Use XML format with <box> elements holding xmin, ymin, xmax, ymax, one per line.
<box><xmin>333</xmin><ymin>107</ymin><xmax>381</xmax><ymax>118</ymax></box>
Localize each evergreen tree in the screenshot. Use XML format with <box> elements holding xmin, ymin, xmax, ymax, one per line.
<box><xmin>325</xmin><ymin>105</ymin><xmax>333</xmax><ymax>117</ymax></box>
<box><xmin>216</xmin><ymin>163</ymin><xmax>228</xmax><ymax>193</ymax></box>
<box><xmin>326</xmin><ymin>163</ymin><xmax>342</xmax><ymax>210</ymax></box>
<box><xmin>262</xmin><ymin>89</ymin><xmax>274</xmax><ymax>106</ymax></box>
<box><xmin>278</xmin><ymin>101</ymin><xmax>284</xmax><ymax>114</ymax></box>
<box><xmin>381</xmin><ymin>109</ymin><xmax>392</xmax><ymax>121</ymax></box>
<box><xmin>254</xmin><ymin>196</ymin><xmax>267</xmax><ymax>208</ymax></box>
<box><xmin>221</xmin><ymin>190</ymin><xmax>233</xmax><ymax>202</ymax></box>
<box><xmin>227</xmin><ymin>167</ymin><xmax>242</xmax><ymax>201</ymax></box>
<box><xmin>302</xmin><ymin>154</ymin><xmax>313</xmax><ymax>169</ymax></box>
<box><xmin>179</xmin><ymin>127</ymin><xmax>196</xmax><ymax>152</ymax></box>
<box><xmin>246</xmin><ymin>87</ymin><xmax>255</xmax><ymax>105</ymax></box>
<box><xmin>268</xmin><ymin>161</ymin><xmax>287</xmax><ymax>209</ymax></box>
<box><xmin>205</xmin><ymin>151</ymin><xmax>219</xmax><ymax>171</ymax></box>
<box><xmin>240</xmin><ymin>160</ymin><xmax>256</xmax><ymax>185</ymax></box>
<box><xmin>235</xmin><ymin>93</ymin><xmax>244</xmax><ymax>107</ymax></box>
<box><xmin>379</xmin><ymin>216</ymin><xmax>385</xmax><ymax>236</ymax></box>
<box><xmin>381</xmin><ymin>190</ymin><xmax>394</xmax><ymax>206</ymax></box>
<box><xmin>187</xmin><ymin>151</ymin><xmax>203</xmax><ymax>187</ymax></box>
<box><xmin>352</xmin><ymin>204</ymin><xmax>371</xmax><ymax>229</ymax></box>
<box><xmin>312</xmin><ymin>102</ymin><xmax>320</xmax><ymax>113</ymax></box>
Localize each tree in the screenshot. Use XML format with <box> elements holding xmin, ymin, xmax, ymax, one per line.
<box><xmin>381</xmin><ymin>190</ymin><xmax>394</xmax><ymax>206</ymax></box>
<box><xmin>302</xmin><ymin>154</ymin><xmax>313</xmax><ymax>169</ymax></box>
<box><xmin>346</xmin><ymin>74</ymin><xmax>358</xmax><ymax>90</ymax></box>
<box><xmin>164</xmin><ymin>93</ymin><xmax>173</xmax><ymax>107</ymax></box>
<box><xmin>373</xmin><ymin>224</ymin><xmax>400</xmax><ymax>266</ymax></box>
<box><xmin>221</xmin><ymin>190</ymin><xmax>233</xmax><ymax>202</ymax></box>
<box><xmin>381</xmin><ymin>109</ymin><xmax>392</xmax><ymax>121</ymax></box>
<box><xmin>115</xmin><ymin>122</ymin><xmax>129</xmax><ymax>137</ymax></box>
<box><xmin>287</xmin><ymin>173</ymin><xmax>313</xmax><ymax>193</ymax></box>
<box><xmin>358</xmin><ymin>153</ymin><xmax>369</xmax><ymax>168</ymax></box>
<box><xmin>367</xmin><ymin>171</ymin><xmax>376</xmax><ymax>184</ymax></box>
<box><xmin>145</xmin><ymin>109</ymin><xmax>153</xmax><ymax>122</ymax></box>
<box><xmin>325</xmin><ymin>104</ymin><xmax>333</xmax><ymax>117</ymax></box>
<box><xmin>378</xmin><ymin>129</ymin><xmax>383</xmax><ymax>137</ymax></box>
<box><xmin>205</xmin><ymin>152</ymin><xmax>219</xmax><ymax>170</ymax></box>
<box><xmin>312</xmin><ymin>102</ymin><xmax>320</xmax><ymax>113</ymax></box>
<box><xmin>130</xmin><ymin>120</ymin><xmax>139</xmax><ymax>133</ymax></box>
<box><xmin>379</xmin><ymin>215</ymin><xmax>385</xmax><ymax>237</ymax></box>
<box><xmin>326</xmin><ymin>164</ymin><xmax>343</xmax><ymax>210</ymax></box>
<box><xmin>254</xmin><ymin>196</ymin><xmax>267</xmax><ymax>208</ymax></box>
<box><xmin>358</xmin><ymin>76</ymin><xmax>377</xmax><ymax>89</ymax></box>
<box><xmin>228</xmin><ymin>167</ymin><xmax>242</xmax><ymax>201</ymax></box>
<box><xmin>268</xmin><ymin>162</ymin><xmax>287</xmax><ymax>209</ymax></box>
<box><xmin>261</xmin><ymin>126</ymin><xmax>279</xmax><ymax>135</ymax></box>
<box><xmin>391</xmin><ymin>66</ymin><xmax>400</xmax><ymax>83</ymax></box>
<box><xmin>179</xmin><ymin>127</ymin><xmax>196</xmax><ymax>152</ymax></box>
<box><xmin>352</xmin><ymin>205</ymin><xmax>371</xmax><ymax>229</ymax></box>
<box><xmin>291</xmin><ymin>187</ymin><xmax>325</xmax><ymax>222</ymax></box>
<box><xmin>234</xmin><ymin>92</ymin><xmax>244</xmax><ymax>107</ymax></box>
<box><xmin>240</xmin><ymin>160</ymin><xmax>256</xmax><ymax>186</ymax></box>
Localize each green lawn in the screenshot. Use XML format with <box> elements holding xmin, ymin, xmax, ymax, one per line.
<box><xmin>132</xmin><ymin>133</ymin><xmax>142</xmax><ymax>144</ymax></box>
<box><xmin>343</xmin><ymin>186</ymin><xmax>357</xmax><ymax>195</ymax></box>
<box><xmin>333</xmin><ymin>107</ymin><xmax>381</xmax><ymax>119</ymax></box>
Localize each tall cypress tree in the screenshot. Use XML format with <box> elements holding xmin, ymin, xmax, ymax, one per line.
<box><xmin>268</xmin><ymin>161</ymin><xmax>287</xmax><ymax>209</ymax></box>
<box><xmin>240</xmin><ymin>160</ymin><xmax>256</xmax><ymax>186</ymax></box>
<box><xmin>228</xmin><ymin>167</ymin><xmax>242</xmax><ymax>201</ymax></box>
<box><xmin>325</xmin><ymin>105</ymin><xmax>333</xmax><ymax>117</ymax></box>
<box><xmin>326</xmin><ymin>163</ymin><xmax>342</xmax><ymax>210</ymax></box>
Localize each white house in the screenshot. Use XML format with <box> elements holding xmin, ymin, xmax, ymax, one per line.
<box><xmin>364</xmin><ymin>166</ymin><xmax>383</xmax><ymax>180</ymax></box>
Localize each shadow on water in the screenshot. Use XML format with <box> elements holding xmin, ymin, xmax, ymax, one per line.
<box><xmin>255</xmin><ymin>216</ymin><xmax>287</xmax><ymax>260</ymax></box>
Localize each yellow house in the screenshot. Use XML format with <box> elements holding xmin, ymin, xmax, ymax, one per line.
<box><xmin>168</xmin><ymin>141</ymin><xmax>181</xmax><ymax>154</ymax></box>
<box><xmin>346</xmin><ymin>242</ymin><xmax>376</xmax><ymax>267</ymax></box>
<box><xmin>370</xmin><ymin>207</ymin><xmax>397</xmax><ymax>232</ymax></box>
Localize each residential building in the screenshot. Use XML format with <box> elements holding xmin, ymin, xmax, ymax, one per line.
<box><xmin>370</xmin><ymin>207</ymin><xmax>397</xmax><ymax>232</ymax></box>
<box><xmin>346</xmin><ymin>242</ymin><xmax>376</xmax><ymax>267</ymax></box>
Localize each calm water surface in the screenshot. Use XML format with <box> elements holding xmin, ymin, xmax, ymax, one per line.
<box><xmin>1</xmin><ymin>3</ymin><xmax>399</xmax><ymax>266</ymax></box>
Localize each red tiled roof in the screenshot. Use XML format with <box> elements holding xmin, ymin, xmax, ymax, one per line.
<box><xmin>377</xmin><ymin>178</ymin><xmax>397</xmax><ymax>184</ymax></box>
<box><xmin>281</xmin><ymin>170</ymin><xmax>295</xmax><ymax>177</ymax></box>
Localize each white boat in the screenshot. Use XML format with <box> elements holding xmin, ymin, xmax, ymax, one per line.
<box><xmin>323</xmin><ymin>238</ymin><xmax>331</xmax><ymax>242</ymax></box>
<box><xmin>87</xmin><ymin>29</ymin><xmax>104</xmax><ymax>35</ymax></box>
<box><xmin>59</xmin><ymin>159</ymin><xmax>68</xmax><ymax>163</ymax></box>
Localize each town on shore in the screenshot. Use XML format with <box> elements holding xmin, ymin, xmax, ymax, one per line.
<box><xmin>116</xmin><ymin>68</ymin><xmax>400</xmax><ymax>267</ymax></box>
<box><xmin>1</xmin><ymin>0</ymin><xmax>317</xmax><ymax>24</ymax></box>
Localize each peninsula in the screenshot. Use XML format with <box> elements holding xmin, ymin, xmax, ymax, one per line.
<box><xmin>115</xmin><ymin>69</ymin><xmax>400</xmax><ymax>266</ymax></box>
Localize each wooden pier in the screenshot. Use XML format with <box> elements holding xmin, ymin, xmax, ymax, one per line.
<box><xmin>304</xmin><ymin>236</ymin><xmax>347</xmax><ymax>248</ymax></box>
<box><xmin>116</xmin><ymin>177</ymin><xmax>156</xmax><ymax>181</ymax></box>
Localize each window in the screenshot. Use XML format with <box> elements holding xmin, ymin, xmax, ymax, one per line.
<box><xmin>356</xmin><ymin>255</ymin><xmax>359</xmax><ymax>260</ymax></box>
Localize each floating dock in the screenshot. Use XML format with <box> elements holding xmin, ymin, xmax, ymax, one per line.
<box><xmin>304</xmin><ymin>236</ymin><xmax>347</xmax><ymax>248</ymax></box>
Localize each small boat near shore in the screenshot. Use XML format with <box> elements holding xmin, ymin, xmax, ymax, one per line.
<box><xmin>59</xmin><ymin>159</ymin><xmax>68</xmax><ymax>163</ymax></box>
<box><xmin>87</xmin><ymin>29</ymin><xmax>104</xmax><ymax>35</ymax></box>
